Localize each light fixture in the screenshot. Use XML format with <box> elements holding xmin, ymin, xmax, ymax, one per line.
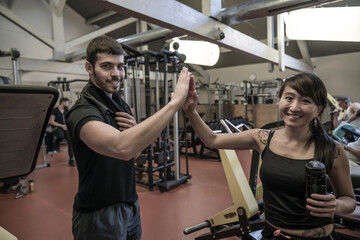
<box><xmin>169</xmin><ymin>38</ymin><xmax>220</xmax><ymax>66</ymax></box>
<box><xmin>286</xmin><ymin>7</ymin><xmax>360</xmax><ymax>42</ymax></box>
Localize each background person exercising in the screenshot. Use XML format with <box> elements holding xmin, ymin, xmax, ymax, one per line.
<box><xmin>343</xmin><ymin>138</ymin><xmax>360</xmax><ymax>166</ymax></box>
<box><xmin>66</xmin><ymin>35</ymin><xmax>191</xmax><ymax>240</ymax></box>
<box><xmin>182</xmin><ymin>73</ymin><xmax>355</xmax><ymax>239</ymax></box>
<box><xmin>49</xmin><ymin>97</ymin><xmax>75</xmax><ymax>166</ymax></box>
<box><xmin>333</xmin><ymin>96</ymin><xmax>360</xmax><ymax>141</ymax></box>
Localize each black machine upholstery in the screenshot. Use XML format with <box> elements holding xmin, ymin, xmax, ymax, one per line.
<box><xmin>0</xmin><ymin>85</ymin><xmax>58</xmax><ymax>181</ymax></box>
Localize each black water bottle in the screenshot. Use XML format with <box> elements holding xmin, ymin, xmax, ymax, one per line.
<box><xmin>305</xmin><ymin>160</ymin><xmax>327</xmax><ymax>199</ymax></box>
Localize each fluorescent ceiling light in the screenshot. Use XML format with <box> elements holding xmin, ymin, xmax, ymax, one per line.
<box><xmin>286</xmin><ymin>7</ymin><xmax>360</xmax><ymax>42</ymax></box>
<box><xmin>169</xmin><ymin>38</ymin><xmax>220</xmax><ymax>66</ymax></box>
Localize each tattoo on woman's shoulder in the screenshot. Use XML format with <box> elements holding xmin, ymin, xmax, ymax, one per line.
<box><xmin>302</xmin><ymin>226</ymin><xmax>327</xmax><ymax>238</ymax></box>
<box><xmin>335</xmin><ymin>143</ymin><xmax>342</xmax><ymax>157</ymax></box>
<box><xmin>258</xmin><ymin>130</ymin><xmax>270</xmax><ymax>146</ymax></box>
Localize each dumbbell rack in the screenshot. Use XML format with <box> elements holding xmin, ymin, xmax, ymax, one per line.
<box><xmin>135</xmin><ymin>142</ymin><xmax>176</xmax><ymax>191</ymax></box>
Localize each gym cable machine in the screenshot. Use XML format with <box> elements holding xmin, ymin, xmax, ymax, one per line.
<box><xmin>0</xmin><ymin>48</ymin><xmax>20</xmax><ymax>85</ymax></box>
<box><xmin>122</xmin><ymin>44</ymin><xmax>191</xmax><ymax>191</ymax></box>
<box><xmin>242</xmin><ymin>79</ymin><xmax>282</xmax><ymax>127</ymax></box>
<box><xmin>37</xmin><ymin>78</ymin><xmax>88</xmax><ymax>169</ymax></box>
<box><xmin>47</xmin><ymin>78</ymin><xmax>88</xmax><ymax>99</ymax></box>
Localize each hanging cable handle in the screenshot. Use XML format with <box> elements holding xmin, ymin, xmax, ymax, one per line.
<box><xmin>161</xmin><ymin>48</ymin><xmax>178</xmax><ymax>57</ymax></box>
<box><xmin>0</xmin><ymin>48</ymin><xmax>20</xmax><ymax>60</ymax></box>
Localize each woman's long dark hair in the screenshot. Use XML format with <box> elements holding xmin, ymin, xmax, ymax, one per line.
<box><xmin>279</xmin><ymin>73</ymin><xmax>336</xmax><ymax>173</ymax></box>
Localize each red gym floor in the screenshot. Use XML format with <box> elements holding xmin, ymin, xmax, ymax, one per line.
<box><xmin>0</xmin><ymin>145</ymin><xmax>241</xmax><ymax>240</ymax></box>
<box><xmin>1</xmin><ymin>145</ymin><xmax>359</xmax><ymax>240</ymax></box>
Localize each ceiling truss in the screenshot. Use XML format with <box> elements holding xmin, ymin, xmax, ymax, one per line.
<box><xmin>84</xmin><ymin>0</ymin><xmax>313</xmax><ymax>72</ymax></box>
<box><xmin>0</xmin><ymin>0</ymin><xmax>321</xmax><ymax>74</ymax></box>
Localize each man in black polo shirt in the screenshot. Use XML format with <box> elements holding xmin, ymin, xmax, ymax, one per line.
<box><xmin>66</xmin><ymin>35</ymin><xmax>191</xmax><ymax>240</ymax></box>
<box><xmin>49</xmin><ymin>97</ymin><xmax>75</xmax><ymax>166</ymax></box>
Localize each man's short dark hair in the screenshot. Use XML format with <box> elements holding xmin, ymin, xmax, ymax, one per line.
<box><xmin>337</xmin><ymin>96</ymin><xmax>350</xmax><ymax>102</ymax></box>
<box><xmin>59</xmin><ymin>97</ymin><xmax>70</xmax><ymax>104</ymax></box>
<box><xmin>86</xmin><ymin>35</ymin><xmax>123</xmax><ymax>67</ymax></box>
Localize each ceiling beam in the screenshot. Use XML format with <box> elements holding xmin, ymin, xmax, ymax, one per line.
<box><xmin>0</xmin><ymin>57</ymin><xmax>87</xmax><ymax>75</ymax></box>
<box><xmin>0</xmin><ymin>3</ymin><xmax>55</xmax><ymax>48</ymax></box>
<box><xmin>50</xmin><ymin>0</ymin><xmax>66</xmax><ymax>61</ymax></box>
<box><xmin>85</xmin><ymin>10</ymin><xmax>117</xmax><ymax>25</ymax></box>
<box><xmin>49</xmin><ymin>0</ymin><xmax>66</xmax><ymax>17</ymax></box>
<box><xmin>201</xmin><ymin>0</ymin><xmax>222</xmax><ymax>20</ymax></box>
<box><xmin>64</xmin><ymin>17</ymin><xmax>138</xmax><ymax>50</ymax></box>
<box><xmin>277</xmin><ymin>13</ymin><xmax>285</xmax><ymax>71</ymax></box>
<box><xmin>267</xmin><ymin>16</ymin><xmax>275</xmax><ymax>72</ymax></box>
<box><xmin>189</xmin><ymin>64</ymin><xmax>210</xmax><ymax>82</ymax></box>
<box><xmin>296</xmin><ymin>40</ymin><xmax>313</xmax><ymax>66</ymax></box>
<box><xmin>84</xmin><ymin>0</ymin><xmax>312</xmax><ymax>72</ymax></box>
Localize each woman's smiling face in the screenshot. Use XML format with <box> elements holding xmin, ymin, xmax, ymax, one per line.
<box><xmin>279</xmin><ymin>85</ymin><xmax>321</xmax><ymax>129</ymax></box>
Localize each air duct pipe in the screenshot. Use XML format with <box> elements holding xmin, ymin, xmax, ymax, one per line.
<box><xmin>221</xmin><ymin>0</ymin><xmax>336</xmax><ymax>25</ymax></box>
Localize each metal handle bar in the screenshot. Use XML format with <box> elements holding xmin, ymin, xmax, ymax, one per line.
<box><xmin>183</xmin><ymin>220</ymin><xmax>210</xmax><ymax>235</ymax></box>
<box><xmin>225</xmin><ymin>119</ymin><xmax>242</xmax><ymax>132</ymax></box>
<box><xmin>220</xmin><ymin>119</ymin><xmax>232</xmax><ymax>133</ymax></box>
<box><xmin>236</xmin><ymin>123</ymin><xmax>251</xmax><ymax>130</ymax></box>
